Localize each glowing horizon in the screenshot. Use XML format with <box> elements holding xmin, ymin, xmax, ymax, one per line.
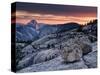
<box><xmin>12</xmin><ymin>11</ymin><xmax>97</xmax><ymax>25</ymax></box>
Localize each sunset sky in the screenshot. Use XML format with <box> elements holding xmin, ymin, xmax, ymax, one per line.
<box><xmin>12</xmin><ymin>2</ymin><xmax>97</xmax><ymax>25</ymax></box>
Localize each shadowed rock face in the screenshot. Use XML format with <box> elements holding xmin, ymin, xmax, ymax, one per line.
<box><xmin>83</xmin><ymin>51</ymin><xmax>97</xmax><ymax>68</ymax></box>
<box><xmin>80</xmin><ymin>43</ymin><xmax>92</xmax><ymax>55</ymax></box>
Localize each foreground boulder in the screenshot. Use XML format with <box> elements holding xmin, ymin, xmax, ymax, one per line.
<box><xmin>18</xmin><ymin>56</ymin><xmax>87</xmax><ymax>72</ymax></box>
<box><xmin>33</xmin><ymin>49</ymin><xmax>60</xmax><ymax>64</ymax></box>
<box><xmin>16</xmin><ymin>49</ymin><xmax>60</xmax><ymax>70</ymax></box>
<box><xmin>59</xmin><ymin>37</ymin><xmax>92</xmax><ymax>63</ymax></box>
<box><xmin>60</xmin><ymin>44</ymin><xmax>82</xmax><ymax>63</ymax></box>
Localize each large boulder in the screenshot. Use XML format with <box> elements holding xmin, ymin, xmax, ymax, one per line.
<box><xmin>83</xmin><ymin>51</ymin><xmax>97</xmax><ymax>68</ymax></box>
<box><xmin>33</xmin><ymin>49</ymin><xmax>60</xmax><ymax>64</ymax></box>
<box><xmin>60</xmin><ymin>44</ymin><xmax>82</xmax><ymax>63</ymax></box>
<box><xmin>59</xmin><ymin>36</ymin><xmax>92</xmax><ymax>63</ymax></box>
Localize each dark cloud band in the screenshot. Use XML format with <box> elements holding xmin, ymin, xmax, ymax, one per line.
<box><xmin>15</xmin><ymin>2</ymin><xmax>97</xmax><ymax>16</ymax></box>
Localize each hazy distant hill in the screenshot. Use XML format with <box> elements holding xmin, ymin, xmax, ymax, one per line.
<box><xmin>39</xmin><ymin>22</ymin><xmax>81</xmax><ymax>37</ymax></box>
<box><xmin>15</xmin><ymin>20</ymin><xmax>39</xmax><ymax>42</ymax></box>
<box><xmin>15</xmin><ymin>19</ymin><xmax>81</xmax><ymax>42</ymax></box>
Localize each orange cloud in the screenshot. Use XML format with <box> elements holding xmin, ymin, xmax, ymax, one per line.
<box><xmin>12</xmin><ymin>11</ymin><xmax>97</xmax><ymax>25</ymax></box>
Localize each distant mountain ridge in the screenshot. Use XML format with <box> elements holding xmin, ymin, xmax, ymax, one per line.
<box><xmin>39</xmin><ymin>22</ymin><xmax>81</xmax><ymax>37</ymax></box>
<box><xmin>15</xmin><ymin>19</ymin><xmax>97</xmax><ymax>42</ymax></box>
<box><xmin>15</xmin><ymin>20</ymin><xmax>39</xmax><ymax>42</ymax></box>
<box><xmin>15</xmin><ymin>20</ymin><xmax>81</xmax><ymax>42</ymax></box>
